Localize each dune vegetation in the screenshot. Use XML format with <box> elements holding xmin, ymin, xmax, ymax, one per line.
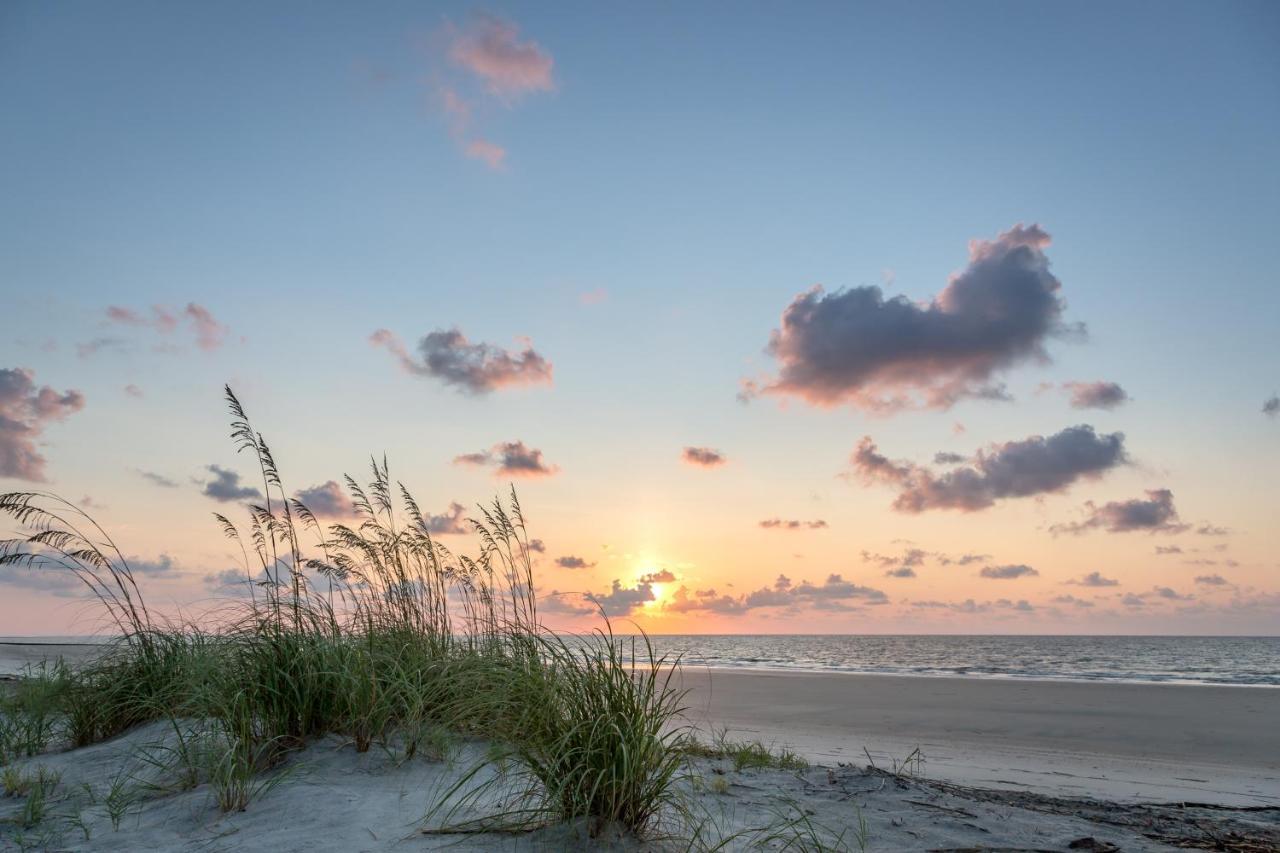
<box><xmin>0</xmin><ymin>388</ymin><xmax>842</xmax><ymax>850</ymax></box>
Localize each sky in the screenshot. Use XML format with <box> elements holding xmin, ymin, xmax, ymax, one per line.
<box><xmin>1</xmin><ymin>1</ymin><xmax>1278</xmax><ymax>635</ymax></box>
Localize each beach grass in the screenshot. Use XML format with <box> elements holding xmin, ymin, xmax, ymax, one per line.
<box><xmin>0</xmin><ymin>387</ymin><xmax>693</xmax><ymax>842</ymax></box>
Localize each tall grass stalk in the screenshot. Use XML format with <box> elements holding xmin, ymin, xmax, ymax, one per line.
<box><xmin>0</xmin><ymin>387</ymin><xmax>692</xmax><ymax>839</ymax></box>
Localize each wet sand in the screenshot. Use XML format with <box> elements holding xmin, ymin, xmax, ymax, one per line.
<box><xmin>677</xmin><ymin>667</ymin><xmax>1280</xmax><ymax>806</ymax></box>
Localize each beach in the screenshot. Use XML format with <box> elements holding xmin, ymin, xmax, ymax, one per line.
<box><xmin>677</xmin><ymin>668</ymin><xmax>1280</xmax><ymax>807</ymax></box>
<box><xmin>3</xmin><ymin>641</ymin><xmax>1279</xmax><ymax>850</ymax></box>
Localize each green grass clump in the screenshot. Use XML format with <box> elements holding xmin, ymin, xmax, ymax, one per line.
<box><xmin>0</xmin><ymin>387</ymin><xmax>692</xmax><ymax>841</ymax></box>
<box><xmin>678</xmin><ymin>728</ymin><xmax>809</xmax><ymax>773</ymax></box>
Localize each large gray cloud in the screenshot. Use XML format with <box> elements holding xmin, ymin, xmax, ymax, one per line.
<box><xmin>0</xmin><ymin>368</ymin><xmax>86</xmax><ymax>482</ymax></box>
<box><xmin>744</xmin><ymin>225</ymin><xmax>1078</xmax><ymax>411</ymax></box>
<box><xmin>850</xmin><ymin>425</ymin><xmax>1126</xmax><ymax>513</ymax></box>
<box><xmin>370</xmin><ymin>327</ymin><xmax>552</xmax><ymax>395</ymax></box>
<box><xmin>453</xmin><ymin>440</ymin><xmax>558</xmax><ymax>477</ymax></box>
<box><xmin>1050</xmin><ymin>488</ymin><xmax>1187</xmax><ymax>535</ymax></box>
<box><xmin>1263</xmin><ymin>395</ymin><xmax>1279</xmax><ymax>417</ymax></box>
<box><xmin>202</xmin><ymin>464</ymin><xmax>263</xmax><ymax>502</ymax></box>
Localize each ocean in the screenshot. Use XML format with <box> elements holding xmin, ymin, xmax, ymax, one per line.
<box><xmin>5</xmin><ymin>635</ymin><xmax>1278</xmax><ymax>686</ymax></box>
<box><xmin>641</xmin><ymin>634</ymin><xmax>1280</xmax><ymax>686</ymax></box>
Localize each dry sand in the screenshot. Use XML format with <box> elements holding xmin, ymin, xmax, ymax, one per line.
<box><xmin>3</xmin><ymin>720</ymin><xmax>1277</xmax><ymax>851</ymax></box>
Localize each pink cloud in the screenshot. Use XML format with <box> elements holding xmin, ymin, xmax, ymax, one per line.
<box><xmin>465</xmin><ymin>138</ymin><xmax>507</xmax><ymax>170</ymax></box>
<box><xmin>184</xmin><ymin>303</ymin><xmax>228</xmax><ymax>351</ymax></box>
<box><xmin>0</xmin><ymin>367</ymin><xmax>85</xmax><ymax>482</ymax></box>
<box><xmin>100</xmin><ymin>303</ymin><xmax>229</xmax><ymax>353</ymax></box>
<box><xmin>448</xmin><ymin>14</ymin><xmax>554</xmax><ymax>99</ymax></box>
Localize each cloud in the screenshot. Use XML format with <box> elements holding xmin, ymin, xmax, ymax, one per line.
<box><xmin>1195</xmin><ymin>574</ymin><xmax>1230</xmax><ymax>586</ymax></box>
<box><xmin>1050</xmin><ymin>489</ymin><xmax>1188</xmax><ymax>535</ymax></box>
<box><xmin>758</xmin><ymin>574</ymin><xmax>888</xmax><ymax>609</ymax></box>
<box><xmin>1195</xmin><ymin>524</ymin><xmax>1229</xmax><ymax>537</ymax></box>
<box><xmin>0</xmin><ymin>367</ymin><xmax>86</xmax><ymax>482</ymax></box>
<box><xmin>183</xmin><ymin>304</ymin><xmax>228</xmax><ymax>351</ymax></box>
<box><xmin>0</xmin><ymin>562</ymin><xmax>84</xmax><ymax>597</ymax></box>
<box><xmin>453</xmin><ymin>440</ymin><xmax>558</xmax><ymax>477</ymax></box>
<box><xmin>850</xmin><ymin>425</ymin><xmax>1126</xmax><ymax>513</ymax></box>
<box><xmin>128</xmin><ymin>554</ymin><xmax>178</xmax><ymax>577</ymax></box>
<box><xmin>1154</xmin><ymin>545</ymin><xmax>1183</xmax><ymax>555</ymax></box>
<box><xmin>448</xmin><ymin>13</ymin><xmax>554</xmax><ymax>98</ymax></box>
<box><xmin>556</xmin><ymin>555</ymin><xmax>596</xmax><ymax>570</ymax></box>
<box><xmin>664</xmin><ymin>572</ymin><xmax>887</xmax><ymax>616</ymax></box>
<box><xmin>743</xmin><ymin>225</ymin><xmax>1076</xmax><ymax>411</ymax></box>
<box><xmin>934</xmin><ymin>552</ymin><xmax>990</xmax><ymax>566</ymax></box>
<box><xmin>862</xmin><ymin>548</ymin><xmax>928</xmax><ymax>571</ymax></box>
<box><xmin>1061</xmin><ymin>381</ymin><xmax>1129</xmax><ymax>410</ymax></box>
<box><xmin>430</xmin><ymin>14</ymin><xmax>554</xmax><ymax>169</ymax></box>
<box><xmin>293</xmin><ymin>481</ymin><xmax>356</xmax><ymax>518</ymax></box>
<box><xmin>909</xmin><ymin>597</ymin><xmax>1034</xmax><ymax>614</ymax></box>
<box><xmin>370</xmin><ymin>328</ymin><xmax>551</xmax><ymax>395</ymax></box>
<box><xmin>124</xmin><ymin>384</ymin><xmax>144</xmax><ymax>399</ymax></box>
<box><xmin>1066</xmin><ymin>571</ymin><xmax>1119</xmax><ymax>587</ymax></box>
<box><xmin>422</xmin><ymin>501</ymin><xmax>469</xmax><ymax>535</ymax></box>
<box><xmin>979</xmin><ymin>564</ymin><xmax>1038</xmax><ymax>579</ymax></box>
<box><xmin>1051</xmin><ymin>594</ymin><xmax>1095</xmax><ymax>608</ymax></box>
<box><xmin>1151</xmin><ymin>586</ymin><xmax>1194</xmax><ymax>601</ymax></box>
<box><xmin>101</xmin><ymin>303</ymin><xmax>230</xmax><ymax>353</ymax></box>
<box><xmin>543</xmin><ymin>579</ymin><xmax>655</xmax><ymax>618</ymax></box>
<box><xmin>0</xmin><ymin>551</ymin><xmax>174</xmax><ymax>596</ymax></box>
<box><xmin>1263</xmin><ymin>395</ymin><xmax>1279</xmax><ymax>417</ymax></box>
<box><xmin>201</xmin><ymin>465</ymin><xmax>263</xmax><ymax>503</ymax></box>
<box><xmin>933</xmin><ymin>452</ymin><xmax>967</xmax><ymax>464</ymax></box>
<box><xmin>681</xmin><ymin>446</ymin><xmax>726</xmax><ymax>468</ymax></box>
<box><xmin>884</xmin><ymin>567</ymin><xmax>916</xmax><ymax>578</ymax></box>
<box><xmin>639</xmin><ymin>569</ymin><xmax>676</xmax><ymax>584</ymax></box>
<box><xmin>759</xmin><ymin>518</ymin><xmax>827</xmax><ymax>530</ymax></box>
<box><xmin>579</xmin><ymin>288</ymin><xmax>608</xmax><ymax>306</ymax></box>
<box><xmin>135</xmin><ymin>469</ymin><xmax>179</xmax><ymax>488</ymax></box>
<box><xmin>528</xmin><ymin>538</ymin><xmax>546</xmax><ymax>553</ymax></box>
<box><xmin>76</xmin><ymin>337</ymin><xmax>129</xmax><ymax>359</ymax></box>
<box><xmin>665</xmin><ymin>586</ymin><xmax>746</xmax><ymax>615</ymax></box>
<box><xmin>464</xmin><ymin>138</ymin><xmax>507</xmax><ymax>170</ymax></box>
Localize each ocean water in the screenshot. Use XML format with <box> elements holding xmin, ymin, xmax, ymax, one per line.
<box><xmin>6</xmin><ymin>635</ymin><xmax>1278</xmax><ymax>686</ymax></box>
<box><xmin>641</xmin><ymin>635</ymin><xmax>1280</xmax><ymax>687</ymax></box>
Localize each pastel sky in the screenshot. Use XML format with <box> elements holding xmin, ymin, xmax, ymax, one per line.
<box><xmin>2</xmin><ymin>1</ymin><xmax>1278</xmax><ymax>635</ymax></box>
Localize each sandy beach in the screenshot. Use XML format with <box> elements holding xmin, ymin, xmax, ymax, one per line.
<box><xmin>677</xmin><ymin>668</ymin><xmax>1280</xmax><ymax>808</ymax></box>
<box><xmin>4</xmin><ymin>642</ymin><xmax>1279</xmax><ymax>850</ymax></box>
